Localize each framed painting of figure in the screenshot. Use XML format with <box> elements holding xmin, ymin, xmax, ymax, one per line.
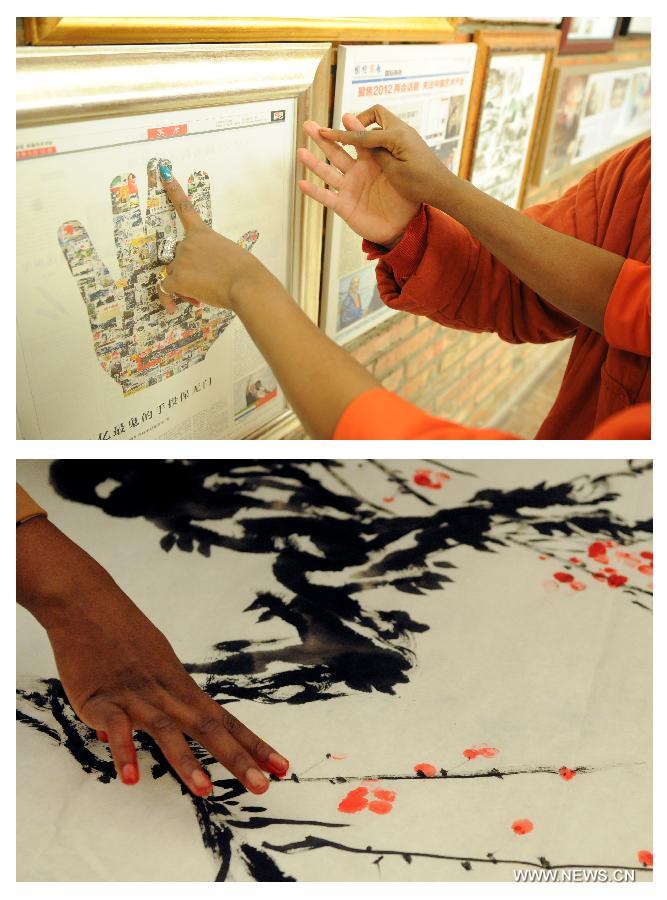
<box><xmin>16</xmin><ymin>43</ymin><xmax>330</xmax><ymax>439</ymax></box>
<box><xmin>531</xmin><ymin>55</ymin><xmax>650</xmax><ymax>185</ymax></box>
<box><xmin>459</xmin><ymin>31</ymin><xmax>560</xmax><ymax>209</ymax></box>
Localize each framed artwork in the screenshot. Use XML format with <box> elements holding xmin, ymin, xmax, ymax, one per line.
<box><xmin>532</xmin><ymin>56</ymin><xmax>650</xmax><ymax>185</ymax></box>
<box><xmin>619</xmin><ymin>18</ymin><xmax>651</xmax><ymax>38</ymax></box>
<box><xmin>559</xmin><ymin>18</ymin><xmax>620</xmax><ymax>54</ymax></box>
<box><xmin>459</xmin><ymin>31</ymin><xmax>560</xmax><ymax>208</ymax></box>
<box><xmin>23</xmin><ymin>17</ymin><xmax>458</xmax><ymax>45</ymax></box>
<box><xmin>16</xmin><ymin>43</ymin><xmax>330</xmax><ymax>440</ymax></box>
<box><xmin>320</xmin><ymin>42</ymin><xmax>477</xmax><ymax>345</ymax></box>
<box><xmin>16</xmin><ymin>458</ymin><xmax>652</xmax><ymax>881</ymax></box>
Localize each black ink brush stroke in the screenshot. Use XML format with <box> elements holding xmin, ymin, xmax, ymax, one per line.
<box><xmin>261</xmin><ymin>835</ymin><xmax>653</xmax><ymax>874</ymax></box>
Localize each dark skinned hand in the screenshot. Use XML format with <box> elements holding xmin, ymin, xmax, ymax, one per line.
<box><xmin>17</xmin><ymin>516</ymin><xmax>289</xmax><ymax>797</ymax></box>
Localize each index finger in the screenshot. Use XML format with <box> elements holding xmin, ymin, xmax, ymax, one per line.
<box><xmin>159</xmin><ymin>161</ymin><xmax>207</xmax><ymax>233</ymax></box>
<box><xmin>319</xmin><ymin>126</ymin><xmax>394</xmax><ymax>150</ymax></box>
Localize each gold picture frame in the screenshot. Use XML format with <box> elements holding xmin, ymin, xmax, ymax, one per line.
<box><xmin>459</xmin><ymin>30</ymin><xmax>559</xmax><ymax>208</ymax></box>
<box><xmin>531</xmin><ymin>49</ymin><xmax>650</xmax><ymax>186</ymax></box>
<box><xmin>16</xmin><ymin>43</ymin><xmax>330</xmax><ymax>440</ymax></box>
<box><xmin>24</xmin><ymin>17</ymin><xmax>458</xmax><ymax>45</ymax></box>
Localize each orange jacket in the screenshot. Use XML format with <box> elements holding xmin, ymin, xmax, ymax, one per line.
<box><xmin>339</xmin><ymin>138</ymin><xmax>650</xmax><ymax>440</ymax></box>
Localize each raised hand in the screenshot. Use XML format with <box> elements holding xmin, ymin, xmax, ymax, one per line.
<box><xmin>297</xmin><ymin>112</ymin><xmax>420</xmax><ymax>248</ymax></box>
<box><xmin>58</xmin><ymin>159</ymin><xmax>259</xmax><ymax>396</ymax></box>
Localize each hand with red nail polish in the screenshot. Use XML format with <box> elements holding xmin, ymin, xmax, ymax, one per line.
<box><xmin>17</xmin><ymin>516</ymin><xmax>288</xmax><ymax>798</ymax></box>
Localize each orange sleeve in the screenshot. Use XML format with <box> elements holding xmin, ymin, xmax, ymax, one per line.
<box><xmin>17</xmin><ymin>484</ymin><xmax>47</xmax><ymax>524</ymax></box>
<box><xmin>365</xmin><ymin>201</ymin><xmax>578</xmax><ymax>346</ymax></box>
<box><xmin>603</xmin><ymin>259</ymin><xmax>650</xmax><ymax>356</ymax></box>
<box><xmin>587</xmin><ymin>402</ymin><xmax>650</xmax><ymax>439</ymax></box>
<box><xmin>333</xmin><ymin>388</ymin><xmax>520</xmax><ymax>440</ymax></box>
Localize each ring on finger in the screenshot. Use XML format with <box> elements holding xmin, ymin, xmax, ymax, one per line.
<box><xmin>156</xmin><ymin>266</ymin><xmax>175</xmax><ymax>299</ymax></box>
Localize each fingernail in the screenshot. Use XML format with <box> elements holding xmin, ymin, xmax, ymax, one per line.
<box><xmin>121</xmin><ymin>763</ymin><xmax>138</xmax><ymax>785</ymax></box>
<box><xmin>159</xmin><ymin>161</ymin><xmax>173</xmax><ymax>182</ymax></box>
<box><xmin>246</xmin><ymin>767</ymin><xmax>269</xmax><ymax>792</ymax></box>
<box><xmin>191</xmin><ymin>769</ymin><xmax>212</xmax><ymax>794</ymax></box>
<box><xmin>268</xmin><ymin>752</ymin><xmax>289</xmax><ymax>775</ymax></box>
<box><xmin>98</xmin><ymin>731</ymin><xmax>108</xmax><ymax>742</ymax></box>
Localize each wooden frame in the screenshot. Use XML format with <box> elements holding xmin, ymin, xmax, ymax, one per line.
<box><xmin>619</xmin><ymin>18</ymin><xmax>651</xmax><ymax>38</ymax></box>
<box><xmin>459</xmin><ymin>30</ymin><xmax>559</xmax><ymax>208</ymax></box>
<box><xmin>531</xmin><ymin>49</ymin><xmax>651</xmax><ymax>186</ymax></box>
<box><xmin>559</xmin><ymin>17</ymin><xmax>619</xmax><ymax>55</ymax></box>
<box><xmin>16</xmin><ymin>43</ymin><xmax>330</xmax><ymax>441</ymax></box>
<box><xmin>23</xmin><ymin>17</ymin><xmax>458</xmax><ymax>45</ymax></box>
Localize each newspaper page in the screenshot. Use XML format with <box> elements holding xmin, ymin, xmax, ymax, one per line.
<box><xmin>321</xmin><ymin>43</ymin><xmax>477</xmax><ymax>344</ymax></box>
<box><xmin>470</xmin><ymin>52</ymin><xmax>546</xmax><ymax>208</ymax></box>
<box><xmin>17</xmin><ymin>99</ymin><xmax>295</xmax><ymax>439</ymax></box>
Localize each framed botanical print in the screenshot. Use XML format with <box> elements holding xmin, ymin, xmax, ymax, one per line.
<box><xmin>532</xmin><ymin>55</ymin><xmax>651</xmax><ymax>185</ymax></box>
<box><xmin>559</xmin><ymin>18</ymin><xmax>620</xmax><ymax>54</ymax></box>
<box><xmin>459</xmin><ymin>31</ymin><xmax>560</xmax><ymax>209</ymax></box>
<box><xmin>320</xmin><ymin>42</ymin><xmax>477</xmax><ymax>345</ymax></box>
<box><xmin>16</xmin><ymin>43</ymin><xmax>330</xmax><ymax>440</ymax></box>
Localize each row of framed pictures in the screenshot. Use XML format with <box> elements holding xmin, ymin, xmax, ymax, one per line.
<box><xmin>16</xmin><ymin>36</ymin><xmax>650</xmax><ymax>439</ymax></box>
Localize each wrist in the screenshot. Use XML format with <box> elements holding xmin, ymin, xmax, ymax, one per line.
<box><xmin>230</xmin><ymin>268</ymin><xmax>289</xmax><ymax>316</ymax></box>
<box><xmin>17</xmin><ymin>518</ymin><xmax>123</xmax><ymax>633</ymax></box>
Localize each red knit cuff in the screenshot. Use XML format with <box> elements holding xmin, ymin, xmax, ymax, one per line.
<box><xmin>361</xmin><ymin>204</ymin><xmax>429</xmax><ymax>286</ymax></box>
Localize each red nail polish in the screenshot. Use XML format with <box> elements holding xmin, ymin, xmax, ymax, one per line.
<box><xmin>98</xmin><ymin>731</ymin><xmax>108</xmax><ymax>742</ymax></box>
<box><xmin>121</xmin><ymin>763</ymin><xmax>138</xmax><ymax>785</ymax></box>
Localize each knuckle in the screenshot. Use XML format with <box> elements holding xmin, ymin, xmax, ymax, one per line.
<box><xmin>252</xmin><ymin>738</ymin><xmax>269</xmax><ymax>760</ymax></box>
<box><xmin>222</xmin><ymin>712</ymin><xmax>240</xmax><ymax>735</ymax></box>
<box><xmin>195</xmin><ymin>714</ymin><xmax>222</xmax><ymax>737</ymax></box>
<box><xmin>149</xmin><ymin>714</ymin><xmax>176</xmax><ymax>733</ymax></box>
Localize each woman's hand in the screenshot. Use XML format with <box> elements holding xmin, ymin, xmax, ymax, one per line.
<box><xmin>17</xmin><ymin>517</ymin><xmax>289</xmax><ymax>797</ymax></box>
<box><xmin>160</xmin><ymin>173</ymin><xmax>272</xmax><ymax>310</ymax></box>
<box><xmin>298</xmin><ymin>113</ymin><xmax>419</xmax><ymax>247</ymax></box>
<box><xmin>320</xmin><ymin>105</ymin><xmax>454</xmax><ymax>210</ymax></box>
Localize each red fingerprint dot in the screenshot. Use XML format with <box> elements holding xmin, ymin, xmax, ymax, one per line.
<box><xmin>383</xmin><ymin>497</ymin><xmax>395</xmax><ymax>503</ymax></box>
<box><xmin>637</xmin><ymin>850</ymin><xmax>653</xmax><ymax>867</ymax></box>
<box><xmin>338</xmin><ymin>787</ymin><xmax>368</xmax><ymax>813</ymax></box>
<box><xmin>373</xmin><ymin>789</ymin><xmax>396</xmax><ymax>802</ymax></box>
<box><xmin>607</xmin><ymin>574</ymin><xmax>628</xmax><ymax>588</ymax></box>
<box><xmin>539</xmin><ymin>555</ymin><xmax>548</xmax><ymax>560</ymax></box>
<box><xmin>478</xmin><ymin>746</ymin><xmax>499</xmax><ymax>758</ymax></box>
<box><xmin>554</xmin><ymin>572</ymin><xmax>574</xmax><ymax>583</ymax></box>
<box><xmin>512</xmin><ymin>819</ymin><xmax>534</xmax><ymax>835</ymax></box>
<box><xmin>559</xmin><ymin>766</ymin><xmax>576</xmax><ymax>781</ymax></box>
<box><xmin>569</xmin><ymin>557</ymin><xmax>581</xmax><ymax>564</ymax></box>
<box><xmin>640</xmin><ymin>551</ymin><xmax>653</xmax><ymax>560</ymax></box>
<box><xmin>369</xmin><ymin>799</ymin><xmax>393</xmax><ymax>815</ymax></box>
<box><xmin>638</xmin><ymin>564</ymin><xmax>653</xmax><ymax>576</ymax></box>
<box><xmin>414</xmin><ymin>471</ymin><xmax>436</xmax><ymax>488</ymax></box>
<box><xmin>463</xmin><ymin>748</ymin><xmax>479</xmax><ymax>760</ymax></box>
<box><xmin>603</xmin><ymin>567</ymin><xmax>617</xmax><ymax>573</ymax></box>
<box><xmin>570</xmin><ymin>580</ymin><xmax>586</xmax><ymax>591</ymax></box>
<box><xmin>414</xmin><ymin>762</ymin><xmax>437</xmax><ymax>777</ymax></box>
<box><xmin>593</xmin><ymin>573</ymin><xmax>607</xmax><ymax>582</ymax></box>
<box><xmin>588</xmin><ymin>542</ymin><xmax>608</xmax><ymax>563</ymax></box>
